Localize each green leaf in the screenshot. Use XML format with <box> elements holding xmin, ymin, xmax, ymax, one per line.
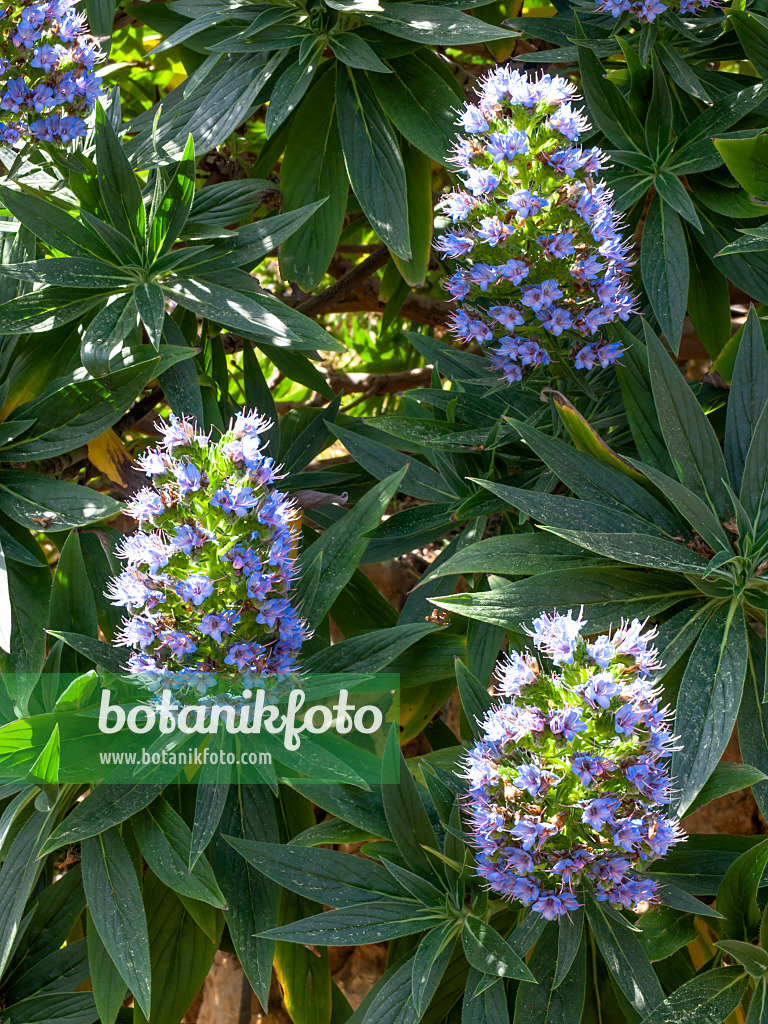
<box><xmin>461</xmin><ymin>968</ymin><xmax>508</xmax><ymax>1024</ymax></box>
<box><xmin>514</xmin><ymin>920</ymin><xmax>586</xmax><ymax>1021</ymax></box>
<box><xmin>671</xmin><ymin>603</ymin><xmax>749</xmax><ymax>816</ymax></box>
<box><xmin>637</xmin><ymin>907</ymin><xmax>697</xmax><ymax>963</ymax></box>
<box><xmin>462</xmin><ymin>916</ymin><xmax>535</xmax><ymax>982</ymax></box>
<box><xmin>715</xmin><ymin>132</ymin><xmax>768</xmax><ymax>201</ymax></box>
<box><xmin>554</xmin><ymin>904</ymin><xmax>584</xmax><ymax>989</ymax></box>
<box><xmin>81</xmin><ymin>827</ymin><xmax>151</xmax><ymax>1017</ymax></box>
<box><xmin>152</xmin><ymin>135</ymin><xmax>196</xmax><ymax>258</ymax></box>
<box><xmin>645</xmin><ymin>322</ymin><xmax>732</xmax><ymax>516</ymax></box>
<box><xmin>223</xmin><ymin>837</ymin><xmax>409</xmax><ymax>907</ymax></box>
<box><xmin>210</xmin><ymin>785</ymin><xmax>279</xmax><ymax>1009</ymax></box>
<box><xmin>133</xmin><ymin>282</ymin><xmax>166</xmax><ymax>349</ymax></box>
<box><xmin>686</xmin><ymin>233</ymin><xmax>731</xmax><ymax>360</ymax></box>
<box><xmin>261</xmin><ymin>900</ymin><xmax>441</xmax><ymax>945</ymax></box>
<box><xmin>0</xmin><ymin>287</ymin><xmax>110</xmax><ymax>335</ymax></box>
<box><xmin>265</xmin><ymin>56</ymin><xmax>319</xmax><ymax>137</ymax></box>
<box><xmin>335</xmin><ymin>66</ymin><xmax>410</xmax><ymax>260</ymax></box>
<box><xmin>717</xmin><ymin>836</ymin><xmax>768</xmax><ymax>941</ymax></box>
<box><xmin>303</xmin><ymin>622</ymin><xmax>441</xmax><ymax>674</ymax></box>
<box><xmin>0</xmin><ymin>992</ymin><xmax>99</xmax><ymax>1023</ymax></box>
<box><xmin>455</xmin><ymin>660</ymin><xmax>493</xmax><ymax>741</ymax></box>
<box><xmin>684</xmin><ymin>762</ymin><xmax>768</xmax><ymax>817</ymax></box>
<box><xmin>0</xmin><ymin>809</ymin><xmax>54</xmax><ymax>977</ymax></box>
<box><xmin>431</xmin><ymin>567</ymin><xmax>691</xmax><ymax>634</ymax></box>
<box><xmin>726</xmin><ymin>307</ymin><xmax>768</xmax><ymax>492</ymax></box>
<box><xmin>655</xmin><ymin>172</ymin><xmax>701</xmax><ymax>231</ymax></box>
<box><xmin>641</xmin><ymin>197</ymin><xmax>689</xmax><ymax>353</ymax></box>
<box><xmin>132</xmin><ymin>798</ymin><xmax>227</xmax><ymax>908</ymax></box>
<box><xmin>0</xmin><ymin>528</ymin><xmax>50</xmax><ymax>695</ymax></box>
<box><xmin>133</xmin><ymin>872</ymin><xmax>220</xmax><ymax>1024</ymax></box>
<box><xmin>369</xmin><ymin>2</ymin><xmax>514</xmax><ymax>43</ymax></box>
<box><xmin>578</xmin><ymin>44</ymin><xmax>645</xmax><ymax>150</ymax></box>
<box><xmin>169</xmin><ymin>277</ymin><xmax>343</xmax><ymax>351</ymax></box>
<box><xmin>512</xmin><ymin>415</ymin><xmax>680</xmax><ymax>531</ymax></box>
<box><xmin>0</xmin><ymin>472</ymin><xmax>122</xmax><ymax>530</ymax></box>
<box><xmin>330</xmin><ymin>422</ymin><xmax>452</xmax><ymax>502</ymax></box>
<box><xmin>1</xmin><ymin>357</ymin><xmax>166</xmax><ymax>461</ymax></box>
<box><xmin>296</xmin><ymin>467</ymin><xmax>406</xmax><ymax>625</ymax></box>
<box><xmin>412</xmin><ymin>923</ymin><xmax>456</xmax><ymax>1018</ymax></box>
<box><xmin>80</xmin><ymin>294</ymin><xmax>138</xmax><ymax>378</ymax></box>
<box><xmin>279</xmin><ymin>71</ymin><xmax>348</xmax><ymax>291</ymax></box>
<box><xmin>0</xmin><ymin>257</ymin><xmax>132</xmax><ymax>289</ymax></box>
<box><xmin>645</xmin><ymin>55</ymin><xmax>672</xmax><ymax>159</ymax></box>
<box><xmin>0</xmin><ymin>186</ymin><xmax>119</xmax><ymax>263</ymax></box>
<box><xmin>377</xmin><ymin>51</ymin><xmax>462</xmax><ymax>165</ymax></box>
<box><xmin>419</xmin><ymin>533</ymin><xmax>604</xmax><ymax>582</ymax></box>
<box><xmin>716</xmin><ymin>940</ymin><xmax>768</xmax><ymax>977</ymax></box>
<box><xmin>584</xmin><ymin>889</ymin><xmax>663</xmax><ymax>1016</ymax></box>
<box><xmin>742</xmin><ymin>405</ymin><xmax>768</xmax><ymax>553</ymax></box>
<box><xmin>330</xmin><ymin>31</ymin><xmax>390</xmax><ymax>73</ymax></box>
<box><xmin>40</xmin><ymin>784</ymin><xmax>163</xmax><ymax>855</ymax></box>
<box><xmin>95</xmin><ymin>105</ymin><xmax>144</xmax><ymax>245</ymax></box>
<box><xmin>380</xmin><ymin>726</ymin><xmax>443</xmax><ymax>884</ymax></box>
<box><xmin>28</xmin><ymin>722</ymin><xmax>60</xmax><ymax>784</ymax></box>
<box><xmin>638</xmin><ymin>967</ymin><xmax>748</xmax><ymax>1024</ymax></box>
<box><xmin>46</xmin><ymin>631</ymin><xmax>125</xmax><ymax>674</ymax></box>
<box><xmin>391</xmin><ymin>142</ymin><xmax>433</xmax><ymax>288</ymax></box>
<box><xmin>87</xmin><ymin>907</ymin><xmax>127</xmax><ymax>1024</ymax></box>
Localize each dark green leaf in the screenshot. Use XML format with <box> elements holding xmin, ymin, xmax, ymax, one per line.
<box><xmin>335</xmin><ymin>67</ymin><xmax>410</xmax><ymax>259</ymax></box>
<box><xmin>671</xmin><ymin>603</ymin><xmax>749</xmax><ymax>816</ymax></box>
<box><xmin>641</xmin><ymin>197</ymin><xmax>689</xmax><ymax>353</ymax></box>
<box><xmin>133</xmin><ymin>798</ymin><xmax>226</xmax><ymax>907</ymax></box>
<box><xmin>81</xmin><ymin>827</ymin><xmax>151</xmax><ymax>1017</ymax></box>
<box><xmin>462</xmin><ymin>916</ymin><xmax>535</xmax><ymax>982</ymax></box>
<box><xmin>584</xmin><ymin>888</ymin><xmax>664</xmax><ymax>1016</ymax></box>
<box><xmin>726</xmin><ymin>307</ymin><xmax>768</xmax><ymax>492</ymax></box>
<box><xmin>717</xmin><ymin>836</ymin><xmax>768</xmax><ymax>941</ymax></box>
<box><xmin>645</xmin><ymin>321</ymin><xmax>732</xmax><ymax>516</ymax></box>
<box><xmin>638</xmin><ymin>967</ymin><xmax>748</xmax><ymax>1024</ymax></box>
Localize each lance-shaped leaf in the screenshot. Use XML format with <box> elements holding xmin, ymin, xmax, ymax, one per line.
<box><xmin>717</xmin><ymin>836</ymin><xmax>768</xmax><ymax>941</ymax></box>
<box><xmin>725</xmin><ymin>307</ymin><xmax>768</xmax><ymax>491</ymax></box>
<box><xmin>585</xmin><ymin>888</ymin><xmax>663</xmax><ymax>1017</ymax></box>
<box><xmin>223</xmin><ymin>837</ymin><xmax>410</xmax><ymax>907</ymax></box>
<box><xmin>462</xmin><ymin>916</ymin><xmax>535</xmax><ymax>982</ymax></box>
<box><xmin>0</xmin><ymin>185</ymin><xmax>119</xmax><ymax>262</ymax></box>
<box><xmin>81</xmin><ymin>294</ymin><xmax>138</xmax><ymax>378</ymax></box>
<box><xmin>260</xmin><ymin>900</ymin><xmax>443</xmax><ymax>945</ymax></box>
<box><xmin>639</xmin><ymin>967</ymin><xmax>748</xmax><ymax>1024</ymax></box>
<box><xmin>81</xmin><ymin>827</ymin><xmax>151</xmax><ymax>1017</ymax></box>
<box><xmin>671</xmin><ymin>602</ymin><xmax>749</xmax><ymax>816</ymax></box>
<box><xmin>646</xmin><ymin>322</ymin><xmax>733</xmax><ymax>517</ymax></box>
<box><xmin>335</xmin><ymin>66</ymin><xmax>410</xmax><ymax>260</ymax></box>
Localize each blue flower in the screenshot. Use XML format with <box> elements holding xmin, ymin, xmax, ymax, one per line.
<box><xmin>174</xmin><ymin>461</ymin><xmax>203</xmax><ymax>495</ymax></box>
<box><xmin>463</xmin><ymin>608</ymin><xmax>683</xmax><ymax>919</ymax></box>
<box><xmin>178</xmin><ymin>574</ymin><xmax>214</xmax><ymax>607</ymax></box>
<box><xmin>106</xmin><ymin>411</ymin><xmax>308</xmax><ymax>711</ymax></box>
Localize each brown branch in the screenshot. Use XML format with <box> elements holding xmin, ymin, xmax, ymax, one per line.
<box><xmin>295</xmin><ymin>244</ymin><xmax>391</xmax><ymax>318</ymax></box>
<box><xmin>321</xmin><ymin>365</ymin><xmax>433</xmax><ymax>396</ymax></box>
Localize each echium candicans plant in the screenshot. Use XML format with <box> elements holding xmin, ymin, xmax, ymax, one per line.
<box><xmin>105</xmin><ymin>410</ymin><xmax>309</xmax><ymax>709</ymax></box>
<box><xmin>464</xmin><ymin>609</ymin><xmax>684</xmax><ymax>920</ymax></box>
<box><xmin>0</xmin><ymin>103</ymin><xmax>341</xmax><ymax>376</ymax></box>
<box><xmin>430</xmin><ymin>311</ymin><xmax>768</xmax><ymax>821</ymax></box>
<box><xmin>435</xmin><ymin>67</ymin><xmax>636</xmax><ymax>383</ymax></box>
<box><xmin>0</xmin><ymin>0</ymin><xmax>103</xmax><ymax>144</ymax></box>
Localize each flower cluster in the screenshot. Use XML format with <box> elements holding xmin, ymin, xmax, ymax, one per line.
<box><xmin>105</xmin><ymin>411</ymin><xmax>309</xmax><ymax>711</ymax></box>
<box><xmin>597</xmin><ymin>0</ymin><xmax>716</xmax><ymax>22</ymax></box>
<box><xmin>463</xmin><ymin>609</ymin><xmax>684</xmax><ymax>920</ymax></box>
<box><xmin>435</xmin><ymin>68</ymin><xmax>636</xmax><ymax>383</ymax></box>
<box><xmin>0</xmin><ymin>0</ymin><xmax>103</xmax><ymax>145</ymax></box>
